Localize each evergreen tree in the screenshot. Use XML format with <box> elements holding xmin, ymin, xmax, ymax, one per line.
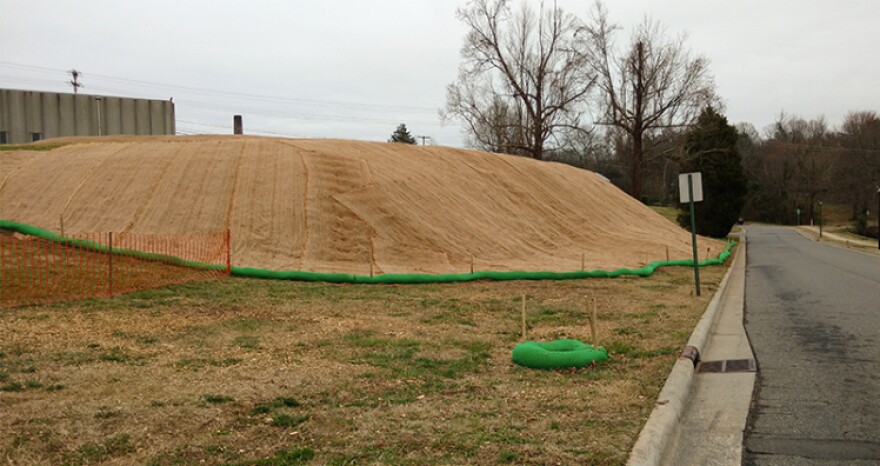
<box><xmin>677</xmin><ymin>107</ymin><xmax>748</xmax><ymax>238</ymax></box>
<box><xmin>389</xmin><ymin>123</ymin><xmax>416</xmax><ymax>144</ymax></box>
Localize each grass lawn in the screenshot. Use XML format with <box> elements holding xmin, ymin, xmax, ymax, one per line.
<box><xmin>0</xmin><ymin>256</ymin><xmax>729</xmax><ymax>465</ymax></box>
<box><xmin>649</xmin><ymin>206</ymin><xmax>680</xmax><ymax>224</ymax></box>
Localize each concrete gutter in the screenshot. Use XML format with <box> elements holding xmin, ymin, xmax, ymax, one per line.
<box><xmin>626</xmin><ymin>240</ymin><xmax>744</xmax><ymax>466</ymax></box>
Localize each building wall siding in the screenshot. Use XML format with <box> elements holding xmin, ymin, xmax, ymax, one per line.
<box><xmin>0</xmin><ymin>89</ymin><xmax>175</xmax><ymax>144</ymax></box>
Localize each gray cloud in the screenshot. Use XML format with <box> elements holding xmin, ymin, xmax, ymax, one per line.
<box><xmin>1</xmin><ymin>0</ymin><xmax>877</xmax><ymax>145</ymax></box>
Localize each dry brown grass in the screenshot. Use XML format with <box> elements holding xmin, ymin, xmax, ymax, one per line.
<box><xmin>0</xmin><ymin>257</ymin><xmax>729</xmax><ymax>465</ymax></box>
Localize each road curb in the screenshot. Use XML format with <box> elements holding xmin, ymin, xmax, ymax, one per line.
<box><xmin>792</xmin><ymin>226</ymin><xmax>880</xmax><ymax>257</ymax></box>
<box><xmin>626</xmin><ymin>240</ymin><xmax>745</xmax><ymax>466</ymax></box>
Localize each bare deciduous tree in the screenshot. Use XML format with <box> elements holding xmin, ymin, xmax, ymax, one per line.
<box><xmin>443</xmin><ymin>0</ymin><xmax>594</xmax><ymax>160</ymax></box>
<box><xmin>581</xmin><ymin>3</ymin><xmax>716</xmax><ymax>200</ymax></box>
<box><xmin>767</xmin><ymin>113</ymin><xmax>836</xmax><ymax>222</ymax></box>
<box><xmin>837</xmin><ymin>111</ymin><xmax>880</xmax><ymax>222</ymax></box>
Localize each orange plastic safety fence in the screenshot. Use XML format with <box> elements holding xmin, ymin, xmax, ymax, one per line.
<box><xmin>0</xmin><ymin>231</ymin><xmax>229</xmax><ymax>308</ymax></box>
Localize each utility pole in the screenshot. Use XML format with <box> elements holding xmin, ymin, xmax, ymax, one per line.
<box><xmin>68</xmin><ymin>69</ymin><xmax>83</xmax><ymax>94</ymax></box>
<box><xmin>417</xmin><ymin>135</ymin><xmax>431</xmax><ymax>146</ymax></box>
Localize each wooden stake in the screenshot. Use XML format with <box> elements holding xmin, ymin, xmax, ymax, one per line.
<box><xmin>706</xmin><ymin>246</ymin><xmax>710</xmax><ymax>261</ymax></box>
<box><xmin>581</xmin><ymin>252</ymin><xmax>585</xmax><ymax>271</ymax></box>
<box><xmin>590</xmin><ymin>295</ymin><xmax>598</xmax><ymax>345</ymax></box>
<box><xmin>108</xmin><ymin>232</ymin><xmax>113</xmax><ymax>295</ymax></box>
<box><xmin>521</xmin><ymin>293</ymin><xmax>527</xmax><ymax>341</ymax></box>
<box><xmin>370</xmin><ymin>241</ymin><xmax>374</xmax><ymax>277</ymax></box>
<box><xmin>665</xmin><ymin>245</ymin><xmax>669</xmax><ymax>261</ymax></box>
<box><xmin>60</xmin><ymin>214</ymin><xmax>65</xmax><ymax>238</ymax></box>
<box><xmin>470</xmin><ymin>255</ymin><xmax>474</xmax><ymax>274</ymax></box>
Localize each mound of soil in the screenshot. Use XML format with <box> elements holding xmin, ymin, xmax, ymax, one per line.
<box><xmin>0</xmin><ymin>136</ymin><xmax>723</xmax><ymax>273</ymax></box>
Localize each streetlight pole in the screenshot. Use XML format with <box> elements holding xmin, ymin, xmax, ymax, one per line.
<box><xmin>95</xmin><ymin>97</ymin><xmax>103</xmax><ymax>137</ymax></box>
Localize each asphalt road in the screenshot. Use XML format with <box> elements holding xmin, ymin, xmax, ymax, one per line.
<box><xmin>743</xmin><ymin>225</ymin><xmax>880</xmax><ymax>465</ymax></box>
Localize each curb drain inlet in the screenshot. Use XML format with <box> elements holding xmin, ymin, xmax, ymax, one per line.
<box><xmin>696</xmin><ymin>359</ymin><xmax>756</xmax><ymax>373</ymax></box>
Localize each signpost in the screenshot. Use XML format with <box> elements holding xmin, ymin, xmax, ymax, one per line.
<box><xmin>679</xmin><ymin>172</ymin><xmax>703</xmax><ymax>296</ymax></box>
<box><xmin>819</xmin><ymin>201</ymin><xmax>823</xmax><ymax>240</ymax></box>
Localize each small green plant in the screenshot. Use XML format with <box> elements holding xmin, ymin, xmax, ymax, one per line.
<box><xmin>204</xmin><ymin>444</ymin><xmax>226</xmax><ymax>456</ymax></box>
<box><xmin>270</xmin><ymin>397</ymin><xmax>300</xmax><ymax>407</ymax></box>
<box><xmin>174</xmin><ymin>357</ymin><xmax>242</xmax><ymax>370</ymax></box>
<box><xmin>252</xmin><ymin>396</ymin><xmax>301</xmax><ymax>414</ymax></box>
<box><xmin>46</xmin><ymin>384</ymin><xmax>66</xmax><ymax>391</ymax></box>
<box><xmin>20</xmin><ymin>363</ymin><xmax>38</xmax><ymax>373</ymax></box>
<box><xmin>203</xmin><ymin>394</ymin><xmax>235</xmax><ymax>404</ymax></box>
<box><xmin>499</xmin><ymin>450</ymin><xmax>519</xmax><ymax>463</ymax></box>
<box><xmin>605</xmin><ymin>341</ymin><xmax>636</xmax><ymax>357</ymax></box>
<box><xmin>604</xmin><ymin>341</ymin><xmax>677</xmax><ymax>359</ymax></box>
<box><xmin>270</xmin><ymin>414</ymin><xmax>309</xmax><ymax>428</ymax></box>
<box><xmin>24</xmin><ymin>379</ymin><xmax>43</xmax><ymax>389</ymax></box>
<box><xmin>234</xmin><ymin>335</ymin><xmax>259</xmax><ymax>350</ymax></box>
<box><xmin>63</xmin><ymin>434</ymin><xmax>134</xmax><ymax>464</ymax></box>
<box><xmin>95</xmin><ymin>407</ymin><xmax>120</xmax><ymax>419</ymax></box>
<box><xmin>139</xmin><ymin>336</ymin><xmax>159</xmax><ymax>345</ymax></box>
<box><xmin>615</xmin><ymin>326</ymin><xmax>640</xmax><ymax>336</ymax></box>
<box><xmin>99</xmin><ymin>348</ymin><xmax>131</xmax><ymax>363</ymax></box>
<box><xmin>2</xmin><ymin>357</ymin><xmax>38</xmax><ymax>373</ymax></box>
<box><xmin>233</xmin><ymin>447</ymin><xmax>314</xmax><ymax>465</ymax></box>
<box><xmin>231</xmin><ymin>317</ymin><xmax>263</xmax><ymax>331</ymax></box>
<box><xmin>1</xmin><ymin>381</ymin><xmax>23</xmax><ymax>392</ymax></box>
<box><xmin>251</xmin><ymin>404</ymin><xmax>271</xmax><ymax>415</ymax></box>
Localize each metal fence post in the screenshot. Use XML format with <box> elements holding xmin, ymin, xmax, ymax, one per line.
<box><xmin>226</xmin><ymin>229</ymin><xmax>232</xmax><ymax>275</ymax></box>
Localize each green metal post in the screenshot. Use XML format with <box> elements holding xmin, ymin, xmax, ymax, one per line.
<box><xmin>688</xmin><ymin>175</ymin><xmax>701</xmax><ymax>296</ymax></box>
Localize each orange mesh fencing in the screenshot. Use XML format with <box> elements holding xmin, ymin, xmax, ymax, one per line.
<box><xmin>0</xmin><ymin>230</ymin><xmax>230</xmax><ymax>308</ymax></box>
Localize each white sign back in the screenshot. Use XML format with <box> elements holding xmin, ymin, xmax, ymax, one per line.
<box><xmin>679</xmin><ymin>172</ymin><xmax>703</xmax><ymax>203</ymax></box>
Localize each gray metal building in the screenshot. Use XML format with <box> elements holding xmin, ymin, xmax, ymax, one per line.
<box><xmin>0</xmin><ymin>88</ymin><xmax>175</xmax><ymax>144</ymax></box>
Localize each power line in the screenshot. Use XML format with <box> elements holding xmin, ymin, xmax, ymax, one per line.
<box><xmin>0</xmin><ymin>63</ymin><xmax>443</xmax><ymax>128</ymax></box>
<box><xmin>178</xmin><ymin>120</ymin><xmax>308</xmax><ymax>138</ymax></box>
<box><xmin>0</xmin><ymin>61</ymin><xmax>439</xmax><ymax>113</ymax></box>
<box><xmin>0</xmin><ymin>75</ymin><xmax>67</xmax><ymax>87</ymax></box>
<box><xmin>176</xmin><ymin>99</ymin><xmax>440</xmax><ymax>127</ymax></box>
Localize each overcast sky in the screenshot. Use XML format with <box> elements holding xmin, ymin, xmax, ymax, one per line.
<box><xmin>1</xmin><ymin>0</ymin><xmax>878</xmax><ymax>146</ymax></box>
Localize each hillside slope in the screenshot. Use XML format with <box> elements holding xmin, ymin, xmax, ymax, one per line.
<box><xmin>0</xmin><ymin>136</ymin><xmax>723</xmax><ymax>274</ymax></box>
